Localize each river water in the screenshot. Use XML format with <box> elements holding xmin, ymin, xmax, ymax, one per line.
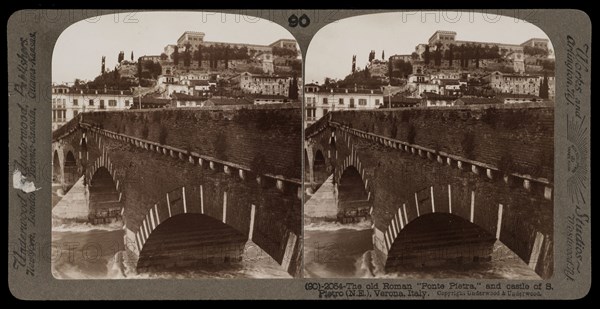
<box><xmin>51</xmin><ymin>182</ymin><xmax>290</xmax><ymax>279</ymax></box>
<box><xmin>304</xmin><ymin>220</ymin><xmax>540</xmax><ymax>279</ymax></box>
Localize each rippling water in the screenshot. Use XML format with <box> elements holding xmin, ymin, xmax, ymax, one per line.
<box><xmin>51</xmin><ymin>222</ymin><xmax>291</xmax><ymax>279</ymax></box>
<box><xmin>304</xmin><ymin>221</ymin><xmax>540</xmax><ymax>279</ymax></box>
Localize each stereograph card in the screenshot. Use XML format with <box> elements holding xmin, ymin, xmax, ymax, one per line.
<box><xmin>7</xmin><ymin>9</ymin><xmax>591</xmax><ymax>300</ymax></box>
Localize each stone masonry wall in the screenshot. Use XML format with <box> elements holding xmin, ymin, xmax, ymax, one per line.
<box><xmin>82</xmin><ymin>106</ymin><xmax>302</xmax><ymax>180</ymax></box>
<box><xmin>330</xmin><ymin>103</ymin><xmax>554</xmax><ymax>181</ymax></box>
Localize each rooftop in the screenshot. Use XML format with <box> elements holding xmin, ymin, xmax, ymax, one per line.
<box><xmin>495</xmin><ymin>93</ymin><xmax>541</xmax><ymax>99</ymax></box>
<box><xmin>248</xmin><ymin>94</ymin><xmax>289</xmax><ymax>100</ymax></box>
<box><xmin>140</xmin><ymin>97</ymin><xmax>171</xmax><ymax>105</ymax></box>
<box><xmin>206</xmin><ymin>97</ymin><xmax>253</xmax><ymax>106</ymax></box>
<box><xmin>314</xmin><ymin>88</ymin><xmax>384</xmax><ymax>95</ymax></box>
<box><xmin>455</xmin><ymin>97</ymin><xmax>503</xmax><ymax>105</ymax></box>
<box><xmin>55</xmin><ymin>88</ymin><xmax>134</xmax><ymax>95</ymax></box>
<box><xmin>421</xmin><ymin>92</ymin><xmax>458</xmax><ymax>100</ymax></box>
<box><xmin>171</xmin><ymin>93</ymin><xmax>208</xmax><ymax>101</ymax></box>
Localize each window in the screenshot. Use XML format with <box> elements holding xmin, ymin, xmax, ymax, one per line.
<box><xmin>375</xmin><ymin>99</ymin><xmax>380</xmax><ymax>105</ymax></box>
<box><xmin>99</xmin><ymin>100</ymin><xmax>105</xmax><ymax>109</ymax></box>
<box><xmin>73</xmin><ymin>110</ymin><xmax>79</xmax><ymax>117</ymax></box>
<box><xmin>73</xmin><ymin>99</ymin><xmax>78</xmax><ymax>106</ymax></box>
<box><xmin>52</xmin><ymin>99</ymin><xmax>56</xmax><ymax>105</ymax></box>
<box><xmin>349</xmin><ymin>98</ymin><xmax>355</xmax><ymax>108</ymax></box>
<box><xmin>125</xmin><ymin>100</ymin><xmax>130</xmax><ymax>106</ymax></box>
<box><xmin>339</xmin><ymin>98</ymin><xmax>344</xmax><ymax>105</ymax></box>
<box><xmin>89</xmin><ymin>99</ymin><xmax>94</xmax><ymax>106</ymax></box>
<box><xmin>322</xmin><ymin>98</ymin><xmax>328</xmax><ymax>104</ymax></box>
<box><xmin>359</xmin><ymin>99</ymin><xmax>367</xmax><ymax>105</ymax></box>
<box><xmin>108</xmin><ymin>100</ymin><xmax>117</xmax><ymax>107</ymax></box>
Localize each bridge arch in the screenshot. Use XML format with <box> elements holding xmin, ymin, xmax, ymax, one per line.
<box><xmin>313</xmin><ymin>149</ymin><xmax>328</xmax><ymax>185</ymax></box>
<box><xmin>128</xmin><ymin>184</ymin><xmax>298</xmax><ymax>275</ymax></box>
<box><xmin>378</xmin><ymin>184</ymin><xmax>549</xmax><ymax>278</ymax></box>
<box><xmin>337</xmin><ymin>166</ymin><xmax>372</xmax><ymax>223</ymax></box>
<box><xmin>137</xmin><ymin>213</ymin><xmax>248</xmax><ymax>273</ymax></box>
<box><xmin>386</xmin><ymin>213</ymin><xmax>496</xmax><ymax>270</ymax></box>
<box><xmin>88</xmin><ymin>166</ymin><xmax>121</xmax><ymax>223</ymax></box>
<box><xmin>52</xmin><ymin>150</ymin><xmax>63</xmax><ymax>184</ymax></box>
<box><xmin>63</xmin><ymin>151</ymin><xmax>79</xmax><ymax>191</ymax></box>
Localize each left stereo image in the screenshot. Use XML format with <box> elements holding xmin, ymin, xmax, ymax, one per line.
<box><xmin>50</xmin><ymin>11</ymin><xmax>303</xmax><ymax>279</ymax></box>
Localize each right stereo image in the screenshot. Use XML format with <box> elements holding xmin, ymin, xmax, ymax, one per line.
<box><xmin>303</xmin><ymin>11</ymin><xmax>555</xmax><ymax>279</ymax></box>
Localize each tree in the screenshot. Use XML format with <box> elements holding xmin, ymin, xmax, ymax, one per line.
<box><xmin>224</xmin><ymin>45</ymin><xmax>230</xmax><ymax>69</ymax></box>
<box><xmin>423</xmin><ymin>45</ymin><xmax>430</xmax><ymax>65</ymax></box>
<box><xmin>541</xmin><ymin>59</ymin><xmax>555</xmax><ymax>72</ymax></box>
<box><xmin>368</xmin><ymin>50</ymin><xmax>375</xmax><ymax>62</ymax></box>
<box><xmin>118</xmin><ymin>51</ymin><xmax>124</xmax><ymax>63</ymax></box>
<box><xmin>364</xmin><ymin>65</ymin><xmax>370</xmax><ymax>78</ymax></box>
<box><xmin>195</xmin><ymin>45</ymin><xmax>203</xmax><ymax>67</ymax></box>
<box><xmin>475</xmin><ymin>44</ymin><xmax>481</xmax><ymax>68</ymax></box>
<box><xmin>101</xmin><ymin>56</ymin><xmax>106</xmax><ymax>74</ymax></box>
<box><xmin>173</xmin><ymin>46</ymin><xmax>179</xmax><ymax>65</ymax></box>
<box><xmin>137</xmin><ymin>58</ymin><xmax>142</xmax><ymax>78</ymax></box>
<box><xmin>288</xmin><ymin>75</ymin><xmax>299</xmax><ymax>100</ymax></box>
<box><xmin>539</xmin><ymin>73</ymin><xmax>549</xmax><ymax>99</ymax></box>
<box><xmin>352</xmin><ymin>55</ymin><xmax>356</xmax><ymax>74</ymax></box>
<box><xmin>459</xmin><ymin>45</ymin><xmax>467</xmax><ymax>68</ymax></box>
<box><xmin>491</xmin><ymin>45</ymin><xmax>500</xmax><ymax>58</ymax></box>
<box><xmin>445</xmin><ymin>44</ymin><xmax>454</xmax><ymax>67</ymax></box>
<box><xmin>397</xmin><ymin>60</ymin><xmax>413</xmax><ymax>78</ymax></box>
<box><xmin>183</xmin><ymin>44</ymin><xmax>192</xmax><ymax>67</ymax></box>
<box><xmin>160</xmin><ymin>53</ymin><xmax>168</xmax><ymax>60</ymax></box>
<box><xmin>382</xmin><ymin>50</ymin><xmax>385</xmax><ymax>60</ymax></box>
<box><xmin>434</xmin><ymin>43</ymin><xmax>443</xmax><ymax>66</ymax></box>
<box><xmin>524</xmin><ymin>46</ymin><xmax>549</xmax><ymax>57</ymax></box>
<box><xmin>411</xmin><ymin>52</ymin><xmax>419</xmax><ymax>60</ymax></box>
<box><xmin>272</xmin><ymin>46</ymin><xmax>297</xmax><ymax>58</ymax></box>
<box><xmin>131</xmin><ymin>51</ymin><xmax>134</xmax><ymax>61</ymax></box>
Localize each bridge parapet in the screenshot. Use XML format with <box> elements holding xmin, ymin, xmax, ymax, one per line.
<box><xmin>330</xmin><ymin>121</ymin><xmax>552</xmax><ymax>201</ymax></box>
<box><xmin>84</xmin><ymin>124</ymin><xmax>301</xmax><ymax>198</ymax></box>
<box><xmin>325</xmin><ymin>103</ymin><xmax>554</xmax><ymax>182</ymax></box>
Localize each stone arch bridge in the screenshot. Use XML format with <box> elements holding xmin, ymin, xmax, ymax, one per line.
<box><xmin>305</xmin><ymin>104</ymin><xmax>554</xmax><ymax>279</ymax></box>
<box><xmin>52</xmin><ymin>106</ymin><xmax>302</xmax><ymax>276</ymax></box>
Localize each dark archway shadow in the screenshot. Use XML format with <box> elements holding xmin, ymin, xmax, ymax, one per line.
<box><xmin>137</xmin><ymin>213</ymin><xmax>247</xmax><ymax>273</ymax></box>
<box><xmin>313</xmin><ymin>149</ymin><xmax>328</xmax><ymax>190</ymax></box>
<box><xmin>337</xmin><ymin>166</ymin><xmax>371</xmax><ymax>223</ymax></box>
<box><xmin>53</xmin><ymin>150</ymin><xmax>62</xmax><ymax>183</ymax></box>
<box><xmin>386</xmin><ymin>213</ymin><xmax>496</xmax><ymax>270</ymax></box>
<box><xmin>63</xmin><ymin>151</ymin><xmax>79</xmax><ymax>192</ymax></box>
<box><xmin>88</xmin><ymin>167</ymin><xmax>121</xmax><ymax>224</ymax></box>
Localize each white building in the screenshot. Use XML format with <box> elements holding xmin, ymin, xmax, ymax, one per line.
<box><xmin>304</xmin><ymin>87</ymin><xmax>384</xmax><ymax>127</ymax></box>
<box><xmin>483</xmin><ymin>71</ymin><xmax>541</xmax><ymax>96</ymax></box>
<box><xmin>232</xmin><ymin>72</ymin><xmax>291</xmax><ymax>96</ymax></box>
<box><xmin>251</xmin><ymin>94</ymin><xmax>290</xmax><ymax>105</ymax></box>
<box><xmin>52</xmin><ymin>85</ymin><xmax>133</xmax><ymax>131</ymax></box>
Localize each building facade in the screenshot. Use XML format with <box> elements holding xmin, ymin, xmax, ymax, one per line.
<box><xmin>52</xmin><ymin>86</ymin><xmax>133</xmax><ymax>131</ymax></box>
<box><xmin>304</xmin><ymin>87</ymin><xmax>384</xmax><ymax>127</ymax></box>
<box><xmin>232</xmin><ymin>72</ymin><xmax>291</xmax><ymax>96</ymax></box>
<box><xmin>483</xmin><ymin>71</ymin><xmax>544</xmax><ymax>96</ymax></box>
<box><xmin>269</xmin><ymin>39</ymin><xmax>298</xmax><ymax>50</ymax></box>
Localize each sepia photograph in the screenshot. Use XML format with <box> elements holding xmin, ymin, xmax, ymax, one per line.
<box><xmin>303</xmin><ymin>12</ymin><xmax>555</xmax><ymax>279</ymax></box>
<box><xmin>50</xmin><ymin>11</ymin><xmax>303</xmax><ymax>279</ymax></box>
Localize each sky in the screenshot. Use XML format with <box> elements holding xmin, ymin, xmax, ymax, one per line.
<box><xmin>306</xmin><ymin>11</ymin><xmax>553</xmax><ymax>84</ymax></box>
<box><xmin>52</xmin><ymin>11</ymin><xmax>295</xmax><ymax>84</ymax></box>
